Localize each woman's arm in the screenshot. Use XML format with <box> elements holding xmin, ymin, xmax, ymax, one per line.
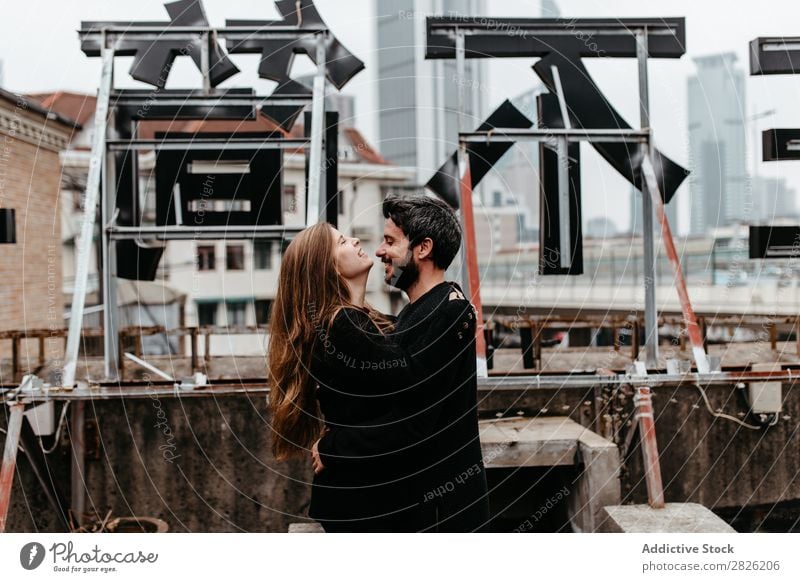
<box><xmin>312</xmin><ymin>307</ymin><xmax>414</xmax><ymax>389</ymax></box>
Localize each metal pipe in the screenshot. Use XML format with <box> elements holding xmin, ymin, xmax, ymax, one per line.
<box><xmin>107</xmin><ymin>138</ymin><xmax>309</xmax><ymax>151</ymax></box>
<box><xmin>305</xmin><ymin>33</ymin><xmax>327</xmax><ymax>225</ymax></box>
<box><xmin>2</xmin><ymin>367</ymin><xmax>797</xmax><ymax>402</ymax></box>
<box><xmin>63</xmin><ymin>38</ymin><xmax>115</xmax><ymax>388</ymax></box>
<box><xmin>200</xmin><ymin>31</ymin><xmax>211</xmax><ymax>93</ymax></box>
<box><xmin>102</xmin><ymin>78</ymin><xmax>119</xmax><ymax>381</ymax></box>
<box><xmin>0</xmin><ymin>403</ymin><xmax>24</xmax><ymax>532</ymax></box>
<box><xmin>69</xmin><ymin>401</ymin><xmax>85</xmax><ymax>528</ymax></box>
<box><xmin>641</xmin><ymin>156</ymin><xmax>710</xmax><ymax>373</ymax></box>
<box><xmin>634</xmin><ymin>385</ymin><xmax>665</xmax><ymax>507</ymax></box>
<box><xmin>460</xmin><ymin>128</ymin><xmax>649</xmax><ymax>143</ymax></box>
<box><xmin>636</xmin><ymin>27</ymin><xmax>659</xmax><ymax>369</ymax></box>
<box><xmin>454</xmin><ymin>29</ymin><xmax>487</xmax><ymax>376</ymax></box>
<box><xmin>123</xmin><ymin>353</ymin><xmax>176</xmax><ymax>382</ymax></box>
<box><xmin>108</xmin><ymin>225</ymin><xmax>303</xmax><ymax>241</ymax></box>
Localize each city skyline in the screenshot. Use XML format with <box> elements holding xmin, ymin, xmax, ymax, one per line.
<box><xmin>1</xmin><ymin>1</ymin><xmax>800</xmax><ymax>233</ymax></box>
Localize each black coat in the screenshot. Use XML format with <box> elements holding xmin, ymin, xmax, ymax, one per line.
<box><xmin>317</xmin><ymin>282</ymin><xmax>490</xmax><ymax>532</ymax></box>
<box><xmin>308</xmin><ymin>307</ymin><xmax>423</xmax><ymax>532</ymax></box>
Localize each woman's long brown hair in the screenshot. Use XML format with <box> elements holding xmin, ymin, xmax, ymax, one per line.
<box><xmin>267</xmin><ymin>222</ymin><xmax>390</xmax><ymax>460</ymax></box>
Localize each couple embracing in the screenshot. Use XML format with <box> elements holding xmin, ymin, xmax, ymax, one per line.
<box><xmin>268</xmin><ymin>194</ymin><xmax>490</xmax><ymax>532</ymax></box>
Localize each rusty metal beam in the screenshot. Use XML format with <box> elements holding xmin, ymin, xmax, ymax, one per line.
<box><xmin>634</xmin><ymin>385</ymin><xmax>665</xmax><ymax>508</ymax></box>
<box><xmin>0</xmin><ymin>403</ymin><xmax>24</xmax><ymax>532</ymax></box>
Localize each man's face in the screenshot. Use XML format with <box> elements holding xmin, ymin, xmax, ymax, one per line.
<box><xmin>376</xmin><ymin>217</ymin><xmax>417</xmax><ymax>289</ymax></box>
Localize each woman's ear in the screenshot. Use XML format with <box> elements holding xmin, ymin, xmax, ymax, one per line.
<box><xmin>417</xmin><ymin>237</ymin><xmax>434</xmax><ymax>260</ymax></box>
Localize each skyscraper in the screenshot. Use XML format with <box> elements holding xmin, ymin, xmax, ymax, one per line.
<box><xmin>688</xmin><ymin>53</ymin><xmax>748</xmax><ymax>235</ymax></box>
<box><xmin>375</xmin><ymin>0</ymin><xmax>487</xmax><ymax>180</ymax></box>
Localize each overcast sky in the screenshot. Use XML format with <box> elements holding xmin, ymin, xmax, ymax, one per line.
<box><xmin>1</xmin><ymin>0</ymin><xmax>800</xmax><ymax>233</ymax></box>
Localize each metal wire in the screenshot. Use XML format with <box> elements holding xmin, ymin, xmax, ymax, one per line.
<box><xmin>691</xmin><ymin>384</ymin><xmax>762</xmax><ymax>430</ymax></box>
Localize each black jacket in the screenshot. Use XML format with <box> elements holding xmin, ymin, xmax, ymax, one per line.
<box><xmin>308</xmin><ymin>307</ymin><xmax>422</xmax><ymax>532</ymax></box>
<box><xmin>317</xmin><ymin>282</ymin><xmax>490</xmax><ymax>532</ymax></box>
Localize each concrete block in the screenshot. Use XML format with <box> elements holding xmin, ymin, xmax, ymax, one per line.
<box><xmin>288</xmin><ymin>522</ymin><xmax>324</xmax><ymax>533</ymax></box>
<box><xmin>599</xmin><ymin>503</ymin><xmax>736</xmax><ymax>533</ymax></box>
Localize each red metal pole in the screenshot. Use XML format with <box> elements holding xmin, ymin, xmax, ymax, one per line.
<box><xmin>634</xmin><ymin>385</ymin><xmax>665</xmax><ymax>508</ymax></box>
<box><xmin>642</xmin><ymin>157</ymin><xmax>709</xmax><ymax>373</ymax></box>
<box><xmin>458</xmin><ymin>152</ymin><xmax>487</xmax><ymax>363</ymax></box>
<box><xmin>0</xmin><ymin>403</ymin><xmax>25</xmax><ymax>532</ymax></box>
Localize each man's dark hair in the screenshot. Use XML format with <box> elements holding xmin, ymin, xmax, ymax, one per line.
<box><xmin>382</xmin><ymin>193</ymin><xmax>462</xmax><ymax>270</ymax></box>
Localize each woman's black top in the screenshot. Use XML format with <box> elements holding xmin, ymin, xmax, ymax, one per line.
<box><xmin>307</xmin><ymin>307</ymin><xmax>423</xmax><ymax>532</ymax></box>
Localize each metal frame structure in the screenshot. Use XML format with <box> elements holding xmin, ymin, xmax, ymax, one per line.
<box><xmin>431</xmin><ymin>19</ymin><xmax>710</xmax><ymax>375</ymax></box>
<box><xmin>63</xmin><ymin>25</ymin><xmax>332</xmax><ymax>386</ymax></box>
<box><xmin>430</xmin><ymin>17</ymin><xmax>715</xmax><ymax>508</ymax></box>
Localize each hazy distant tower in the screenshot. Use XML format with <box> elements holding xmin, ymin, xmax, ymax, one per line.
<box><xmin>375</xmin><ymin>0</ymin><xmax>487</xmax><ymax>180</ymax></box>
<box><xmin>688</xmin><ymin>53</ymin><xmax>747</xmax><ymax>234</ymax></box>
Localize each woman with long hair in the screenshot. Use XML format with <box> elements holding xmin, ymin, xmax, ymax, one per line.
<box><xmin>267</xmin><ymin>222</ymin><xmax>421</xmax><ymax>532</ymax></box>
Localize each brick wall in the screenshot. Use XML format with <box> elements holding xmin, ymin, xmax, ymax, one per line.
<box><xmin>0</xmin><ymin>98</ymin><xmax>72</xmax><ymax>372</ymax></box>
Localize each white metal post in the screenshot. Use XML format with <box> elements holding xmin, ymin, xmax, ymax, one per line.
<box><xmin>63</xmin><ymin>38</ymin><xmax>115</xmax><ymax>387</ymax></box>
<box><xmin>102</xmin><ymin>98</ymin><xmax>119</xmax><ymax>380</ymax></box>
<box><xmin>637</xmin><ymin>28</ymin><xmax>659</xmax><ymax>369</ymax></box>
<box><xmin>455</xmin><ymin>30</ymin><xmax>488</xmax><ymax>377</ymax></box>
<box><xmin>306</xmin><ymin>33</ymin><xmax>327</xmax><ymax>225</ymax></box>
<box><xmin>551</xmin><ymin>65</ymin><xmax>573</xmax><ymax>270</ymax></box>
<box><xmin>455</xmin><ymin>30</ymin><xmax>472</xmax><ymax>300</ymax></box>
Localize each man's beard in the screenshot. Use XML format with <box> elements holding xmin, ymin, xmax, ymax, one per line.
<box><xmin>385</xmin><ymin>250</ymin><xmax>420</xmax><ymax>291</ymax></box>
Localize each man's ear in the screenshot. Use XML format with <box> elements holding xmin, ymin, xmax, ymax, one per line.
<box><xmin>416</xmin><ymin>237</ymin><xmax>434</xmax><ymax>261</ymax></box>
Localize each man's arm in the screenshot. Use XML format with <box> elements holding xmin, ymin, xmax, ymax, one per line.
<box><xmin>316</xmin><ymin>297</ymin><xmax>476</xmax><ymax>468</ymax></box>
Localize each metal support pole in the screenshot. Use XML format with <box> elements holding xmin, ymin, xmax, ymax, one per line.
<box><xmin>520</xmin><ymin>325</ymin><xmax>535</xmax><ymax>369</ymax></box>
<box><xmin>636</xmin><ymin>28</ymin><xmax>659</xmax><ymax>369</ymax></box>
<box><xmin>0</xmin><ymin>403</ymin><xmax>24</xmax><ymax>532</ymax></box>
<box><xmin>63</xmin><ymin>38</ymin><xmax>115</xmax><ymax>387</ymax></box>
<box><xmin>69</xmin><ymin>401</ymin><xmax>85</xmax><ymax>527</ymax></box>
<box><xmin>551</xmin><ymin>66</ymin><xmax>572</xmax><ymax>270</ymax></box>
<box><xmin>305</xmin><ymin>33</ymin><xmax>327</xmax><ymax>225</ymax></box>
<box><xmin>641</xmin><ymin>156</ymin><xmax>710</xmax><ymax>373</ymax></box>
<box><xmin>200</xmin><ymin>31</ymin><xmax>211</xmax><ymax>93</ymax></box>
<box><xmin>634</xmin><ymin>385</ymin><xmax>665</xmax><ymax>508</ymax></box>
<box><xmin>102</xmin><ymin>93</ymin><xmax>119</xmax><ymax>381</ymax></box>
<box><xmin>455</xmin><ymin>30</ymin><xmax>472</xmax><ymax>295</ymax></box>
<box><xmin>455</xmin><ymin>29</ymin><xmax>488</xmax><ymax>377</ymax></box>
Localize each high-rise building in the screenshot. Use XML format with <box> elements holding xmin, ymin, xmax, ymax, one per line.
<box><xmin>630</xmin><ymin>184</ymin><xmax>679</xmax><ymax>235</ymax></box>
<box><xmin>375</xmin><ymin>0</ymin><xmax>487</xmax><ymax>180</ymax></box>
<box><xmin>540</xmin><ymin>0</ymin><xmax>560</xmax><ymax>17</ymax></box>
<box><xmin>753</xmin><ymin>176</ymin><xmax>797</xmax><ymax>222</ymax></box>
<box><xmin>688</xmin><ymin>53</ymin><xmax>748</xmax><ymax>235</ymax></box>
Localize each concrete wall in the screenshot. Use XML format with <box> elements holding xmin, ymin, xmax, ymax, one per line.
<box><xmin>4</xmin><ymin>395</ymin><xmax>310</xmax><ymax>532</ymax></box>
<box><xmin>4</xmin><ymin>380</ymin><xmax>798</xmax><ymax>531</ymax></box>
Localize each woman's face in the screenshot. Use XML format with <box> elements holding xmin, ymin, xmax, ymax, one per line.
<box><xmin>331</xmin><ymin>226</ymin><xmax>373</xmax><ymax>279</ymax></box>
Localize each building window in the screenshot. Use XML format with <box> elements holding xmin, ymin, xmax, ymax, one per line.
<box><xmin>255</xmin><ymin>299</ymin><xmax>273</xmax><ymax>325</ymax></box>
<box><xmin>283</xmin><ymin>184</ymin><xmax>297</xmax><ymax>214</ymax></box>
<box><xmin>254</xmin><ymin>241</ymin><xmax>273</xmax><ymax>270</ymax></box>
<box><xmin>492</xmin><ymin>191</ymin><xmax>503</xmax><ymax>208</ymax></box>
<box><xmin>196</xmin><ymin>302</ymin><xmax>218</xmax><ymax>326</ymax></box>
<box><xmin>197</xmin><ymin>245</ymin><xmax>216</xmax><ymax>271</ymax></box>
<box><xmin>226</xmin><ymin>301</ymin><xmax>247</xmax><ymax>326</ymax></box>
<box><xmin>226</xmin><ymin>245</ymin><xmax>245</xmax><ymax>270</ymax></box>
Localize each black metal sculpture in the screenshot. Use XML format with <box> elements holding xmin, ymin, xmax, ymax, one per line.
<box><xmin>749</xmin><ymin>36</ymin><xmax>800</xmax><ymax>259</ymax></box>
<box><xmin>81</xmin><ymin>0</ymin><xmax>239</xmax><ymax>89</ymax></box>
<box><xmin>155</xmin><ymin>132</ymin><xmax>284</xmax><ymax>227</ymax></box>
<box><xmin>426</xmin><ymin>100</ymin><xmax>534</xmax><ymax>209</ymax></box>
<box><xmin>426</xmin><ymin>17</ymin><xmax>689</xmax><ymax>205</ymax></box>
<box><xmin>227</xmin><ymin>0</ymin><xmax>365</xmax><ymax>130</ymax></box>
